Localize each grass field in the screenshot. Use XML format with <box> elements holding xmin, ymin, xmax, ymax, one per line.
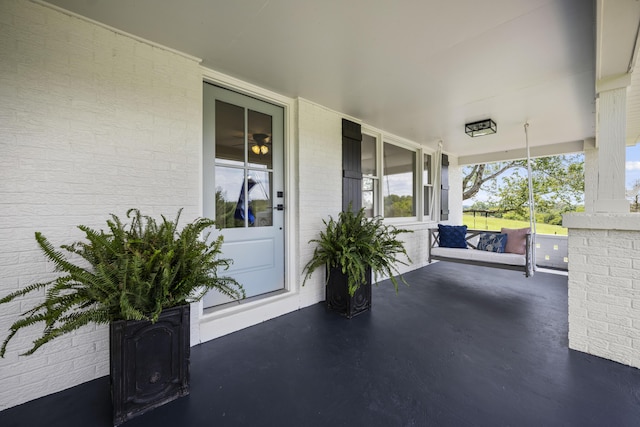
<box><xmin>462</xmin><ymin>214</ymin><xmax>567</xmax><ymax>236</ymax></box>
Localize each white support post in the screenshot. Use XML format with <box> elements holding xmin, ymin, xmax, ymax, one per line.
<box><xmin>582</xmin><ymin>144</ymin><xmax>598</xmax><ymax>212</ymax></box>
<box><xmin>594</xmin><ymin>82</ymin><xmax>629</xmax><ymax>213</ymax></box>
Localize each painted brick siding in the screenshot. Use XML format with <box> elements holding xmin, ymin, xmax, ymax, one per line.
<box><xmin>296</xmin><ymin>99</ymin><xmax>343</xmax><ymax>305</ymax></box>
<box><xmin>0</xmin><ymin>0</ymin><xmax>202</xmax><ymax>410</ymax></box>
<box><xmin>568</xmin><ymin>229</ymin><xmax>640</xmax><ymax>369</ymax></box>
<box><xmin>295</xmin><ymin>99</ymin><xmax>457</xmax><ymax>298</ymax></box>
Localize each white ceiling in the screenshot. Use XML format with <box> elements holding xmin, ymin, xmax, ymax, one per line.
<box><xmin>43</xmin><ymin>0</ymin><xmax>640</xmax><ymax>161</ymax></box>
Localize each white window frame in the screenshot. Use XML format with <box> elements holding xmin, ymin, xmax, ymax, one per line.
<box><xmin>423</xmin><ymin>152</ymin><xmax>434</xmax><ymax>220</ymax></box>
<box><xmin>361</xmin><ymin>130</ymin><xmax>381</xmax><ymax>217</ymax></box>
<box><xmin>362</xmin><ymin>126</ymin><xmax>435</xmax><ymax>223</ymax></box>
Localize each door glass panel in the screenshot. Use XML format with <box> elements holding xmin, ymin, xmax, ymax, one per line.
<box><xmin>248</xmin><ymin>110</ymin><xmax>273</xmax><ymax>169</ymax></box>
<box><xmin>249</xmin><ymin>170</ymin><xmax>272</xmax><ymax>227</ymax></box>
<box><xmin>215</xmin><ymin>100</ymin><xmax>245</xmax><ymax>164</ymax></box>
<box><xmin>215</xmin><ymin>166</ymin><xmax>245</xmax><ymax>229</ymax></box>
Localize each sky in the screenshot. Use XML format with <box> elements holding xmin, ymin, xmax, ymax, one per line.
<box><xmin>626</xmin><ymin>144</ymin><xmax>640</xmax><ymax>189</ymax></box>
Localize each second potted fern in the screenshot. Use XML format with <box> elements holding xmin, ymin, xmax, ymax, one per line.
<box><xmin>303</xmin><ymin>207</ymin><xmax>412</xmax><ymax>318</ymax></box>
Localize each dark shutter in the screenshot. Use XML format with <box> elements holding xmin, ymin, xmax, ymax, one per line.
<box><xmin>342</xmin><ymin>119</ymin><xmax>362</xmax><ymax>211</ymax></box>
<box><xmin>440</xmin><ymin>154</ymin><xmax>449</xmax><ymax>220</ymax></box>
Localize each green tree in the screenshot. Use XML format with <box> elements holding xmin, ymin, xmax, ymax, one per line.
<box><xmin>463</xmin><ymin>162</ymin><xmax>518</xmax><ymax>200</ymax></box>
<box><xmin>215</xmin><ymin>189</ymin><xmax>238</xmax><ymax>228</ymax></box>
<box><xmin>384</xmin><ymin>194</ymin><xmax>413</xmax><ymax>217</ymax></box>
<box><xmin>462</xmin><ymin>154</ymin><xmax>584</xmax><ymax>219</ymax></box>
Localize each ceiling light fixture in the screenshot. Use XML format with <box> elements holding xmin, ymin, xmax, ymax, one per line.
<box><xmin>465</xmin><ymin>119</ymin><xmax>497</xmax><ymax>137</ymax></box>
<box><xmin>251</xmin><ymin>133</ymin><xmax>270</xmax><ymax>155</ymax></box>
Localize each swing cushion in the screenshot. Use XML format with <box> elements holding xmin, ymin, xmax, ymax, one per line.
<box><xmin>437</xmin><ymin>224</ymin><xmax>468</xmax><ymax>248</ymax></box>
<box><xmin>501</xmin><ymin>227</ymin><xmax>530</xmax><ymax>255</ymax></box>
<box><xmin>477</xmin><ymin>233</ymin><xmax>508</xmax><ymax>253</ymax></box>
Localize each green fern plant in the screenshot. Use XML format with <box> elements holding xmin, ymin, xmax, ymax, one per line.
<box><xmin>303</xmin><ymin>207</ymin><xmax>412</xmax><ymax>296</ymax></box>
<box><xmin>0</xmin><ymin>208</ymin><xmax>244</xmax><ymax>357</ymax></box>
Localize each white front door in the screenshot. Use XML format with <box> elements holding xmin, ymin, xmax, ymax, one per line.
<box><xmin>203</xmin><ymin>83</ymin><xmax>285</xmax><ymax>307</ymax></box>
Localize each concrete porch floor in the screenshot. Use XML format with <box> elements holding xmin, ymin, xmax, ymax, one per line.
<box><xmin>1</xmin><ymin>262</ymin><xmax>639</xmax><ymax>426</ymax></box>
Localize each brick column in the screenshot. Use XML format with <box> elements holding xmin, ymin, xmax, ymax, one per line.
<box><xmin>563</xmin><ymin>214</ymin><xmax>640</xmax><ymax>369</ymax></box>
<box><xmin>563</xmin><ymin>71</ymin><xmax>638</xmax><ymax>368</ymax></box>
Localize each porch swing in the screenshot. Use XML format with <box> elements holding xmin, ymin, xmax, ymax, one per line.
<box><xmin>428</xmin><ymin>123</ymin><xmax>536</xmax><ymax>277</ymax></box>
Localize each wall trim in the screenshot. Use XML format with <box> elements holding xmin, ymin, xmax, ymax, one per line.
<box><xmin>202</xmin><ymin>67</ymin><xmax>294</xmax><ymax>108</ymax></box>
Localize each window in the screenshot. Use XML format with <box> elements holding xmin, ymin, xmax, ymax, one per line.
<box><xmin>423</xmin><ymin>153</ymin><xmax>433</xmax><ymax>216</ymax></box>
<box><xmin>361</xmin><ymin>129</ymin><xmax>434</xmax><ymax>221</ymax></box>
<box><xmin>361</xmin><ymin>134</ymin><xmax>378</xmax><ymax>217</ymax></box>
<box><xmin>383</xmin><ymin>142</ymin><xmax>416</xmax><ymax>218</ymax></box>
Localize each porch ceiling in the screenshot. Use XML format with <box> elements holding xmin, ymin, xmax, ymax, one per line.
<box><xmin>43</xmin><ymin>0</ymin><xmax>640</xmax><ymax>161</ymax></box>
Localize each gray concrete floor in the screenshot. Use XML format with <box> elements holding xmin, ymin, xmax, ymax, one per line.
<box><xmin>1</xmin><ymin>262</ymin><xmax>640</xmax><ymax>426</ymax></box>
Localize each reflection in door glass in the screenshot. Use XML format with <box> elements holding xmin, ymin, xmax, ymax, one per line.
<box><xmin>248</xmin><ymin>171</ymin><xmax>272</xmax><ymax>227</ymax></box>
<box><xmin>215</xmin><ymin>167</ymin><xmax>273</xmax><ymax>229</ymax></box>
<box><xmin>215</xmin><ymin>100</ymin><xmax>245</xmax><ymax>164</ymax></box>
<box><xmin>248</xmin><ymin>110</ymin><xmax>273</xmax><ymax>169</ymax></box>
<box><xmin>215</xmin><ymin>167</ymin><xmax>244</xmax><ymax>229</ymax></box>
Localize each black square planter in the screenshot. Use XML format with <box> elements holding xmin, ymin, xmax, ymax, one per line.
<box><xmin>325</xmin><ymin>267</ymin><xmax>372</xmax><ymax>318</ymax></box>
<box><xmin>110</xmin><ymin>304</ymin><xmax>190</xmax><ymax>426</ymax></box>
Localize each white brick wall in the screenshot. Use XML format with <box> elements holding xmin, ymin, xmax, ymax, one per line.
<box><xmin>0</xmin><ymin>0</ymin><xmax>459</xmax><ymax>412</ymax></box>
<box><xmin>567</xmin><ymin>227</ymin><xmax>640</xmax><ymax>369</ymax></box>
<box><xmin>0</xmin><ymin>0</ymin><xmax>202</xmax><ymax>410</ymax></box>
<box><xmin>297</xmin><ymin>99</ymin><xmax>343</xmax><ymax>304</ymax></box>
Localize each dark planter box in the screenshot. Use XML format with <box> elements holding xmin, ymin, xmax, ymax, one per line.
<box><xmin>110</xmin><ymin>304</ymin><xmax>190</xmax><ymax>426</ymax></box>
<box><xmin>325</xmin><ymin>267</ymin><xmax>372</xmax><ymax>318</ymax></box>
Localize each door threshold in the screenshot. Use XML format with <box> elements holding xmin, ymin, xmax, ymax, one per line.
<box><xmin>203</xmin><ymin>288</ymin><xmax>289</xmax><ymax>315</ymax></box>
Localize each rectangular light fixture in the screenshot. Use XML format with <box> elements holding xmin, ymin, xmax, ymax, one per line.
<box><xmin>465</xmin><ymin>119</ymin><xmax>497</xmax><ymax>137</ymax></box>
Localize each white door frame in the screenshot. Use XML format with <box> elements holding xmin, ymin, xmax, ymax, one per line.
<box><xmin>196</xmin><ymin>68</ymin><xmax>300</xmax><ymax>345</ymax></box>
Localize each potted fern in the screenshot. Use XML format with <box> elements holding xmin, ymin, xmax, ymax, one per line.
<box><xmin>0</xmin><ymin>209</ymin><xmax>244</xmax><ymax>426</ymax></box>
<box><xmin>303</xmin><ymin>207</ymin><xmax>412</xmax><ymax>318</ymax></box>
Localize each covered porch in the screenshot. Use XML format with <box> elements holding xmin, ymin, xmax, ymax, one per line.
<box><xmin>1</xmin><ymin>262</ymin><xmax>639</xmax><ymax>426</ymax></box>
<box><xmin>2</xmin><ymin>0</ymin><xmax>640</xmax><ymax>419</ymax></box>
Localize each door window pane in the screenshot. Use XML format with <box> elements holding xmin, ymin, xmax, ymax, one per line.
<box><xmin>215</xmin><ymin>167</ymin><xmax>245</xmax><ymax>229</ymax></box>
<box><xmin>248</xmin><ymin>110</ymin><xmax>273</xmax><ymax>169</ymax></box>
<box><xmin>215</xmin><ymin>100</ymin><xmax>245</xmax><ymax>164</ymax></box>
<box><xmin>383</xmin><ymin>143</ymin><xmax>416</xmax><ymax>217</ymax></box>
<box><xmin>248</xmin><ymin>170</ymin><xmax>273</xmax><ymax>227</ymax></box>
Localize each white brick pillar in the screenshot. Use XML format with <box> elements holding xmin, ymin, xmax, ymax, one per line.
<box><xmin>563</xmin><ymin>214</ymin><xmax>640</xmax><ymax>369</ymax></box>
<box><xmin>593</xmin><ymin>81</ymin><xmax>629</xmax><ymax>213</ymax></box>
<box><xmin>563</xmin><ymin>73</ymin><xmax>638</xmax><ymax>369</ymax></box>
